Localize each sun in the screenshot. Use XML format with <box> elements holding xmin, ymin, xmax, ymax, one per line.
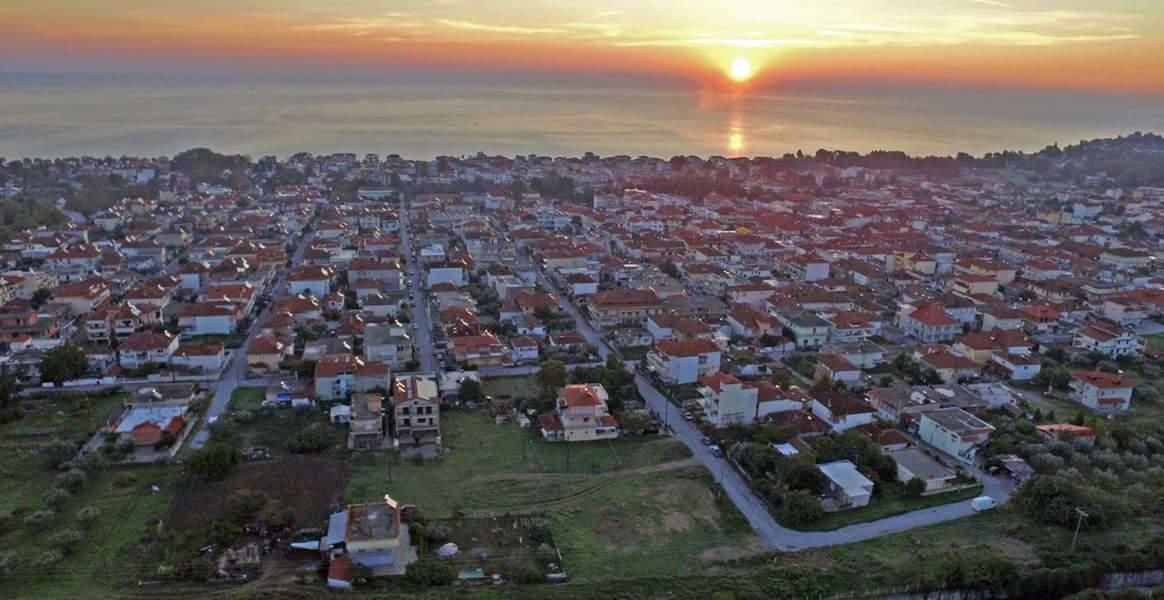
<box><xmin>728</xmin><ymin>57</ymin><xmax>753</xmax><ymax>82</ymax></box>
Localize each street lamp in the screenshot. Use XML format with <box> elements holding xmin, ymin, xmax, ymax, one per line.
<box><xmin>1070</xmin><ymin>507</ymin><xmax>1089</xmax><ymax>552</ymax></box>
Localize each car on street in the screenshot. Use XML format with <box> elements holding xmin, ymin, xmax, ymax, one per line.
<box><xmin>971</xmin><ymin>496</ymin><xmax>997</xmax><ymax>512</ymax></box>
<box><xmin>682</xmin><ymin>411</ymin><xmax>694</xmax><ymax>421</ymax></box>
<box><xmin>701</xmin><ymin>436</ymin><xmax>714</xmax><ymax>446</ymax></box>
<box><xmin>709</xmin><ymin>445</ymin><xmax>724</xmax><ymax>458</ymax></box>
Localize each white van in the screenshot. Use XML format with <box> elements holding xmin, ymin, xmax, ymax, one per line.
<box><xmin>971</xmin><ymin>496</ymin><xmax>997</xmax><ymax>512</ymax></box>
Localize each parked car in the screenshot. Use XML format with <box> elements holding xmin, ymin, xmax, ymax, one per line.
<box><xmin>709</xmin><ymin>445</ymin><xmax>724</xmax><ymax>458</ymax></box>
<box><xmin>681</xmin><ymin>411</ymin><xmax>694</xmax><ymax>421</ymax></box>
<box><xmin>700</xmin><ymin>436</ymin><xmax>714</xmax><ymax>446</ymax></box>
<box><xmin>971</xmin><ymin>496</ymin><xmax>997</xmax><ymax>512</ymax></box>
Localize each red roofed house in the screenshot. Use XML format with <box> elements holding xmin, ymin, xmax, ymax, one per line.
<box><xmin>450</xmin><ymin>332</ymin><xmax>509</xmax><ymax>368</ymax></box>
<box><xmin>898</xmin><ymin>302</ymin><xmax>961</xmax><ymax>343</ymax></box>
<box><xmin>131</xmin><ymin>414</ymin><xmax>186</xmax><ymax>446</ymax></box>
<box><xmin>1069</xmin><ymin>371</ymin><xmax>1134</xmax><ymax>413</ymax></box>
<box><xmin>646</xmin><ymin>339</ymin><xmax>722</xmax><ymax>384</ymax></box>
<box><xmin>539</xmin><ymin>383</ymin><xmax>619</xmax><ymax>442</ymax></box>
<box><xmin>814</xmin><ymin>353</ymin><xmax>862</xmax><ymax>386</ymax></box>
<box><xmin>314</xmin><ymin>355</ymin><xmax>392</xmax><ymax>401</ymax></box>
<box><xmin>119</xmin><ymin>331</ymin><xmax>179</xmax><ymax>370</ymax></box>
<box><xmin>248</xmin><ymin>334</ymin><xmax>293</xmax><ymax>375</ymax></box>
<box><xmin>588</xmin><ymin>289</ymin><xmax>663</xmax><ymax>329</ymax></box>
<box><xmin>698</xmin><ymin>372</ymin><xmax>758</xmax><ymax>427</ymax></box>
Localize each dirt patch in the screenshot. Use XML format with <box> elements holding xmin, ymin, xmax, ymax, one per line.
<box><xmin>781</xmin><ymin>550</ymin><xmax>837</xmax><ymax>570</ymax></box>
<box><xmin>595</xmin><ymin>505</ymin><xmax>640</xmax><ymax>549</ymax></box>
<box><xmin>662</xmin><ymin>511</ymin><xmax>692</xmax><ymax>532</ymax></box>
<box><xmin>991</xmin><ymin>537</ymin><xmax>1039</xmax><ymax>565</ymax></box>
<box><xmin>650</xmin><ymin>479</ymin><xmax>721</xmax><ymax>532</ymax></box>
<box><xmin>697</xmin><ymin>539</ymin><xmax>769</xmax><ymax>563</ymax></box>
<box><xmin>166</xmin><ymin>454</ymin><xmax>349</xmax><ymax>536</ymax></box>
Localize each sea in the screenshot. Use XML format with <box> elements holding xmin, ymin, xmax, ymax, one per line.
<box><xmin>1</xmin><ymin>75</ymin><xmax>1162</xmax><ymax>160</ymax></box>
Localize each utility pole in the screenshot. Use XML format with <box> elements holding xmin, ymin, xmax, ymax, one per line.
<box><xmin>1070</xmin><ymin>507</ymin><xmax>1089</xmax><ymax>552</ymax></box>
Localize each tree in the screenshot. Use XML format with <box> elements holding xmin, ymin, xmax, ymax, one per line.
<box><xmin>536</xmin><ymin>359</ymin><xmax>568</xmax><ymax>398</ymax></box>
<box><xmin>39</xmin><ymin>344</ymin><xmax>89</xmax><ymax>385</ymax></box>
<box><xmin>619</xmin><ymin>411</ymin><xmax>650</xmax><ymax>434</ymax></box>
<box><xmin>777</xmin><ymin>489</ymin><xmax>824</xmax><ymax>526</ymax></box>
<box><xmin>30</xmin><ymin>287</ymin><xmax>52</xmax><ymax>309</ymax></box>
<box><xmin>457</xmin><ymin>378</ymin><xmax>483</xmax><ymax>404</ymax></box>
<box><xmin>533</xmin><ymin>305</ymin><xmax>556</xmax><ymax>322</ymax></box>
<box><xmin>287</xmin><ymin>423</ymin><xmax>335</xmax><ymax>453</ymax></box>
<box><xmin>905</xmin><ymin>477</ymin><xmax>926</xmax><ymax>498</ymax></box>
<box><xmin>189</xmin><ymin>443</ymin><xmax>241</xmax><ymax>481</ymax></box>
<box><xmin>48</xmin><ymin>529</ymin><xmax>83</xmax><ymax>554</ymax></box>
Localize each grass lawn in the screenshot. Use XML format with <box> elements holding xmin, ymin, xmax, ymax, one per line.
<box><xmin>344</xmin><ymin>411</ymin><xmax>752</xmax><ymax>583</ymax></box>
<box><xmin>0</xmin><ymin>398</ymin><xmax>178</xmax><ymax>599</ymax></box>
<box><xmin>1143</xmin><ymin>334</ymin><xmax>1164</xmax><ymax>353</ymax></box>
<box><xmin>481</xmin><ymin>375</ymin><xmax>541</xmax><ymax>400</ymax></box>
<box><xmin>799</xmin><ymin>484</ymin><xmax>983</xmax><ymax>531</ymax></box>
<box><xmin>189</xmin><ymin>333</ymin><xmax>248</xmax><ymax>349</ymax></box>
<box><xmin>228</xmin><ymin>386</ymin><xmax>267</xmax><ymax>411</ymax></box>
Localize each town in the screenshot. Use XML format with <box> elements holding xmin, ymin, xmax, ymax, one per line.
<box><xmin>0</xmin><ymin>136</ymin><xmax>1163</xmax><ymax>598</ymax></box>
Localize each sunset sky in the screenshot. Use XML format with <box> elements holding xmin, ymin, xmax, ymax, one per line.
<box><xmin>2</xmin><ymin>0</ymin><xmax>1163</xmax><ymax>93</ymax></box>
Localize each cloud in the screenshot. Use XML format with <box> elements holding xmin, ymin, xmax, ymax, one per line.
<box><xmin>435</xmin><ymin>19</ymin><xmax>562</xmax><ymax>35</ymax></box>
<box><xmin>966</xmin><ymin>0</ymin><xmax>1012</xmax><ymax>8</ymax></box>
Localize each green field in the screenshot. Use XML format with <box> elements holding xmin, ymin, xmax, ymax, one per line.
<box><xmin>481</xmin><ymin>375</ymin><xmax>541</xmax><ymax>400</ymax></box>
<box><xmin>344</xmin><ymin>410</ymin><xmax>757</xmax><ymax>584</ymax></box>
<box><xmin>0</xmin><ymin>394</ymin><xmax>178</xmax><ymax>599</ymax></box>
<box><xmin>228</xmin><ymin>386</ymin><xmax>266</xmax><ymax>412</ymax></box>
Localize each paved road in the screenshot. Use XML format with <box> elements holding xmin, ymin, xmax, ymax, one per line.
<box><xmin>189</xmin><ymin>228</ymin><xmax>316</xmax><ymax>450</ymax></box>
<box><xmin>539</xmin><ymin>273</ymin><xmax>1013</xmax><ymax>550</ymax></box>
<box><xmin>400</xmin><ymin>208</ymin><xmax>437</xmax><ymax>374</ymax></box>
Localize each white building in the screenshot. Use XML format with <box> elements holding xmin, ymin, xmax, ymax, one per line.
<box><xmin>697</xmin><ymin>372</ymin><xmax>758</xmax><ymax>427</ymax></box>
<box><xmin>818</xmin><ymin>460</ymin><xmax>874</xmax><ymax>508</ymax></box>
<box><xmin>916</xmin><ymin>407</ymin><xmax>994</xmax><ymax>465</ymax></box>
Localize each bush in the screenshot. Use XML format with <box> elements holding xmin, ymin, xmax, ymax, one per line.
<box><xmin>286</xmin><ymin>423</ymin><xmax>334</xmax><ymax>454</ymax></box>
<box><xmin>23</xmin><ymin>510</ymin><xmax>54</xmax><ymax>527</ymax></box>
<box><xmin>905</xmin><ymin>477</ymin><xmax>926</xmax><ymax>498</ymax></box>
<box><xmin>76</xmin><ymin>506</ymin><xmax>101</xmax><ymax>527</ymax></box>
<box><xmin>0</xmin><ymin>551</ymin><xmax>15</xmax><ymax>576</ymax></box>
<box><xmin>225</xmin><ymin>489</ymin><xmax>269</xmax><ymax>525</ymax></box>
<box><xmin>404</xmin><ymin>560</ymin><xmax>455</xmax><ymax>586</ymax></box>
<box><xmin>173</xmin><ymin>556</ymin><xmax>216</xmax><ymax>582</ymax></box>
<box><xmin>48</xmin><ymin>529</ymin><xmax>83</xmax><ymax>554</ymax></box>
<box><xmin>776</xmin><ymin>489</ymin><xmax>825</xmax><ymax>527</ymax></box>
<box><xmin>427</xmin><ymin>524</ymin><xmax>451</xmax><ymax>544</ymax></box>
<box><xmin>189</xmin><ymin>443</ymin><xmax>241</xmax><ymax>481</ymax></box>
<box><xmin>57</xmin><ymin>468</ymin><xmax>88</xmax><ymax>493</ymax></box>
<box><xmin>112</xmin><ymin>472</ymin><xmax>138</xmax><ymax>488</ymax></box>
<box><xmin>31</xmin><ymin>549</ymin><xmax>63</xmax><ymax>569</ymax></box>
<box><xmin>40</xmin><ymin>439</ymin><xmax>76</xmax><ymax>471</ymax></box>
<box><xmin>42</xmin><ymin>488</ymin><xmax>71</xmax><ymax>508</ymax></box>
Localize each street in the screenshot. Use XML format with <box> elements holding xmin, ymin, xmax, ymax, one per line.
<box><xmin>540</xmin><ymin>273</ymin><xmax>1012</xmax><ymax>550</ymax></box>
<box><xmin>188</xmin><ymin>229</ymin><xmax>316</xmax><ymax>450</ymax></box>
<box><xmin>400</xmin><ymin>208</ymin><xmax>437</xmax><ymax>374</ymax></box>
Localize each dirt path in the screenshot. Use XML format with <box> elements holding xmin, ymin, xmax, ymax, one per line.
<box><xmin>466</xmin><ymin>457</ymin><xmax>699</xmax><ymax>514</ymax></box>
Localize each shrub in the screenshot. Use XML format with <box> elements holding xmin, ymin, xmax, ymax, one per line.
<box><xmin>76</xmin><ymin>506</ymin><xmax>101</xmax><ymax>527</ymax></box>
<box><xmin>0</xmin><ymin>551</ymin><xmax>15</xmax><ymax>576</ymax></box>
<box><xmin>286</xmin><ymin>423</ymin><xmax>334</xmax><ymax>454</ymax></box>
<box><xmin>224</xmin><ymin>489</ymin><xmax>269</xmax><ymax>525</ymax></box>
<box><xmin>42</xmin><ymin>488</ymin><xmax>71</xmax><ymax>508</ymax></box>
<box><xmin>905</xmin><ymin>477</ymin><xmax>926</xmax><ymax>498</ymax></box>
<box><xmin>427</xmin><ymin>524</ymin><xmax>451</xmax><ymax>544</ymax></box>
<box><xmin>173</xmin><ymin>556</ymin><xmax>216</xmax><ymax>582</ymax></box>
<box><xmin>57</xmin><ymin>468</ymin><xmax>88</xmax><ymax>493</ymax></box>
<box><xmin>776</xmin><ymin>489</ymin><xmax>824</xmax><ymax>527</ymax></box>
<box><xmin>32</xmin><ymin>549</ymin><xmax>63</xmax><ymax>569</ymax></box>
<box><xmin>189</xmin><ymin>443</ymin><xmax>241</xmax><ymax>481</ymax></box>
<box><xmin>40</xmin><ymin>439</ymin><xmax>76</xmax><ymax>470</ymax></box>
<box><xmin>23</xmin><ymin>510</ymin><xmax>54</xmax><ymax>527</ymax></box>
<box><xmin>404</xmin><ymin>560</ymin><xmax>455</xmax><ymax>586</ymax></box>
<box><xmin>112</xmin><ymin>472</ymin><xmax>138</xmax><ymax>488</ymax></box>
<box><xmin>48</xmin><ymin>529</ymin><xmax>83</xmax><ymax>554</ymax></box>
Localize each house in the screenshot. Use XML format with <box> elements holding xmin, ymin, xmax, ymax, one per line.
<box><xmin>264</xmin><ymin>381</ymin><xmax>312</xmax><ymax>408</ymax></box>
<box><xmin>391</xmin><ymin>375</ymin><xmax>441</xmax><ymax>448</ymax></box>
<box><xmin>917</xmin><ymin>350</ymin><xmax>980</xmax><ymax>383</ymax></box>
<box><xmin>952</xmin><ymin>330</ymin><xmax>1030</xmax><ymax>365</ymax></box>
<box><xmin>323</xmin><ymin>496</ymin><xmax>413</xmax><ymax>584</ymax></box>
<box><xmin>773</xmin><ymin>309</ymin><xmax>831</xmax><ymax>349</ymax></box>
<box><xmin>109</xmin><ymin>404</ymin><xmax>188</xmax><ymax>447</ymax></box>
<box><xmin>989</xmin><ymin>353</ymin><xmax>1042</xmax><ymax>381</ymax></box>
<box><xmin>510</xmin><ymin>336</ymin><xmax>540</xmax><ymax>363</ymax></box>
<box><xmin>818</xmin><ymin>460</ymin><xmax>874</xmax><ymax>508</ymax></box>
<box><xmin>170</xmin><ymin>342</ymin><xmax>225</xmax><ymax>373</ymax></box>
<box><xmin>756</xmin><ymin>383</ymin><xmax>809</xmax><ymax>418</ymax></box>
<box><xmin>727</xmin><ymin>304</ymin><xmax>778</xmax><ymax>339</ymax></box>
<box><xmin>363</xmin><ymin>322</ymin><xmax>413</xmax><ymax>369</ymax></box>
<box><xmin>1036</xmin><ymin>423</ymin><xmax>1097</xmax><ymax>443</ymax></box>
<box><xmin>426</xmin><ymin>261</ymin><xmax>467</xmax><ymax>289</ymax></box>
<box><xmin>539</xmin><ymin>383</ymin><xmax>619</xmax><ymax>442</ymax></box>
<box><xmin>287</xmin><ymin>266</ymin><xmax>335</xmax><ymax>297</ymax></box>
<box><xmin>697</xmin><ymin>372</ymin><xmax>758</xmax><ymax>427</ymax></box>
<box><xmin>588</xmin><ymin>289</ymin><xmax>663</xmax><ymax>329</ymax></box>
<box><xmin>814</xmin><ymin>353</ymin><xmax>862</xmax><ymax>386</ymax></box>
<box><xmin>810</xmin><ymin>391</ymin><xmax>875</xmax><ymax>432</ymax></box>
<box><xmin>348</xmin><ymin>393</ymin><xmax>385</xmax><ymax>450</ymax></box>
<box><xmin>314</xmin><ymin>355</ymin><xmax>392</xmax><ymax>402</ymax></box>
<box><xmin>178</xmin><ymin>302</ymin><xmax>241</xmax><ymax>336</ymax></box>
<box><xmin>119</xmin><ymin>331</ymin><xmax>179</xmax><ymax>370</ymax></box>
<box><xmin>53</xmin><ymin>279</ymin><xmax>111</xmax><ymax>316</ymax></box>
<box><xmin>890</xmin><ymin>448</ymin><xmax>956</xmax><ymax>493</ymax></box>
<box><xmin>916</xmin><ymin>407</ymin><xmax>994</xmax><ymax>465</ymax></box>
<box><xmin>646</xmin><ymin>339</ymin><xmax>722</xmax><ymax>384</ymax></box>
<box><xmin>450</xmin><ymin>333</ymin><xmax>509</xmax><ymax>368</ymax></box>
<box><xmin>1072</xmin><ymin>321</ymin><xmax>1142</xmax><ymax>358</ymax></box>
<box><xmin>821</xmin><ymin>340</ymin><xmax>885</xmax><ymax>370</ymax></box>
<box><xmin>248</xmin><ymin>335</ymin><xmax>292</xmax><ymax>376</ymax></box>
<box><xmin>1069</xmin><ymin>371</ymin><xmax>1134</xmax><ymax>413</ymax></box>
<box><xmin>899</xmin><ymin>303</ymin><xmax>961</xmax><ymax>343</ymax></box>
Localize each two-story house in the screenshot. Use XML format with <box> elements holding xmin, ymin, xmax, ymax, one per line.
<box><xmin>539</xmin><ymin>383</ymin><xmax>619</xmax><ymax>442</ymax></box>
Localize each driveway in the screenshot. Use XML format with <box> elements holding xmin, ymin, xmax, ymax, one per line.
<box><xmin>540</xmin><ymin>273</ymin><xmax>1013</xmax><ymax>550</ymax></box>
